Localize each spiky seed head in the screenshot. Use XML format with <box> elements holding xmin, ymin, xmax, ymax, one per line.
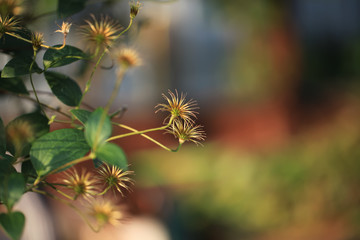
<box><xmin>31</xmin><ymin>32</ymin><xmax>44</xmax><ymax>51</ymax></box>
<box><xmin>63</xmin><ymin>169</ymin><xmax>98</xmax><ymax>199</ymax></box>
<box><xmin>167</xmin><ymin>120</ymin><xmax>206</xmax><ymax>145</ymax></box>
<box><xmin>88</xmin><ymin>198</ymin><xmax>123</xmax><ymax>227</ymax></box>
<box><xmin>55</xmin><ymin>21</ymin><xmax>72</xmax><ymax>37</ymax></box>
<box><xmin>114</xmin><ymin>47</ymin><xmax>141</xmax><ymax>68</ymax></box>
<box><xmin>97</xmin><ymin>164</ymin><xmax>134</xmax><ymax>197</ymax></box>
<box><xmin>79</xmin><ymin>14</ymin><xmax>122</xmax><ymax>53</ymax></box>
<box><xmin>0</xmin><ymin>15</ymin><xmax>21</xmax><ymax>37</ymax></box>
<box><xmin>129</xmin><ymin>1</ymin><xmax>141</xmax><ymax>19</ymax></box>
<box><xmin>155</xmin><ymin>90</ymin><xmax>199</xmax><ymax>124</ymax></box>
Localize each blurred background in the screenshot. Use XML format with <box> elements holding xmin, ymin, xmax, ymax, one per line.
<box><xmin>2</xmin><ymin>0</ymin><xmax>360</xmax><ymax>239</ymax></box>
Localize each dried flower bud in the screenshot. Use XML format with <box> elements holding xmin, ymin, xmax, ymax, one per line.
<box><xmin>55</xmin><ymin>21</ymin><xmax>72</xmax><ymax>37</ymax></box>
<box><xmin>155</xmin><ymin>90</ymin><xmax>199</xmax><ymax>124</ymax></box>
<box><xmin>167</xmin><ymin>120</ymin><xmax>206</xmax><ymax>145</ymax></box>
<box><xmin>97</xmin><ymin>163</ymin><xmax>134</xmax><ymax>196</ymax></box>
<box><xmin>130</xmin><ymin>1</ymin><xmax>141</xmax><ymax>19</ymax></box>
<box><xmin>114</xmin><ymin>47</ymin><xmax>141</xmax><ymax>68</ymax></box>
<box><xmin>0</xmin><ymin>15</ymin><xmax>21</xmax><ymax>37</ymax></box>
<box><xmin>79</xmin><ymin>14</ymin><xmax>122</xmax><ymax>53</ymax></box>
<box><xmin>31</xmin><ymin>32</ymin><xmax>44</xmax><ymax>51</ymax></box>
<box><xmin>63</xmin><ymin>169</ymin><xmax>98</xmax><ymax>199</ymax></box>
<box><xmin>88</xmin><ymin>198</ymin><xmax>123</xmax><ymax>227</ymax></box>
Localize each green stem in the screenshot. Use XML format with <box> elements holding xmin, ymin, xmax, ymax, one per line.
<box><xmin>104</xmin><ymin>66</ymin><xmax>127</xmax><ymax>113</ymax></box>
<box><xmin>32</xmin><ymin>155</ymin><xmax>93</xmax><ymax>186</ymax></box>
<box><xmin>114</xmin><ymin>122</ymin><xmax>181</xmax><ymax>152</ymax></box>
<box><xmin>114</xmin><ymin>17</ymin><xmax>133</xmax><ymax>39</ymax></box>
<box><xmin>5</xmin><ymin>32</ymin><xmax>65</xmax><ymax>50</ymax></box>
<box><xmin>29</xmin><ymin>50</ymin><xmax>47</xmax><ymax>117</ymax></box>
<box><xmin>32</xmin><ymin>188</ymin><xmax>100</xmax><ymax>232</ymax></box>
<box><xmin>107</xmin><ymin>117</ymin><xmax>174</xmax><ymax>142</ymax></box>
<box><xmin>92</xmin><ymin>65</ymin><xmax>128</xmax><ymax>152</ymax></box>
<box><xmin>76</xmin><ymin>16</ymin><xmax>134</xmax><ymax>109</ymax></box>
<box><xmin>76</xmin><ymin>47</ymin><xmax>106</xmax><ymax>109</ymax></box>
<box><xmin>17</xmin><ymin>93</ymin><xmax>72</xmax><ymax>119</ymax></box>
<box><xmin>47</xmin><ymin>155</ymin><xmax>93</xmax><ymax>176</ymax></box>
<box><xmin>44</xmin><ymin>181</ymin><xmax>74</xmax><ymax>200</ymax></box>
<box><xmin>97</xmin><ymin>185</ymin><xmax>112</xmax><ymax>196</ymax></box>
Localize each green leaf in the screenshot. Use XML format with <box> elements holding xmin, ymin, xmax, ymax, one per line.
<box><xmin>0</xmin><ymin>117</ymin><xmax>5</xmax><ymax>154</ymax></box>
<box><xmin>58</xmin><ymin>0</ymin><xmax>87</xmax><ymax>18</ymax></box>
<box><xmin>1</xmin><ymin>57</ymin><xmax>42</xmax><ymax>78</ymax></box>
<box><xmin>1</xmin><ymin>173</ymin><xmax>25</xmax><ymax>210</ymax></box>
<box><xmin>70</xmin><ymin>109</ymin><xmax>91</xmax><ymax>125</ymax></box>
<box><xmin>44</xmin><ymin>71</ymin><xmax>82</xmax><ymax>106</ymax></box>
<box><xmin>43</xmin><ymin>45</ymin><xmax>88</xmax><ymax>69</ymax></box>
<box><xmin>30</xmin><ymin>128</ymin><xmax>90</xmax><ymax>177</ymax></box>
<box><xmin>21</xmin><ymin>160</ymin><xmax>37</xmax><ymax>184</ymax></box>
<box><xmin>95</xmin><ymin>142</ymin><xmax>128</xmax><ymax>170</ymax></box>
<box><xmin>0</xmin><ymin>211</ymin><xmax>25</xmax><ymax>240</ymax></box>
<box><xmin>6</xmin><ymin>112</ymin><xmax>49</xmax><ymax>158</ymax></box>
<box><xmin>84</xmin><ymin>108</ymin><xmax>112</xmax><ymax>149</ymax></box>
<box><xmin>0</xmin><ymin>157</ymin><xmax>16</xmax><ymax>203</ymax></box>
<box><xmin>0</xmin><ymin>75</ymin><xmax>29</xmax><ymax>95</ymax></box>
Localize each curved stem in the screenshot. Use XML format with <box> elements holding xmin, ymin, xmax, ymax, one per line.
<box><xmin>114</xmin><ymin>17</ymin><xmax>133</xmax><ymax>39</ymax></box>
<box><xmin>76</xmin><ymin>16</ymin><xmax>134</xmax><ymax>109</ymax></box>
<box><xmin>29</xmin><ymin>50</ymin><xmax>47</xmax><ymax>118</ymax></box>
<box><xmin>32</xmin><ymin>188</ymin><xmax>100</xmax><ymax>232</ymax></box>
<box><xmin>97</xmin><ymin>185</ymin><xmax>112</xmax><ymax>196</ymax></box>
<box><xmin>76</xmin><ymin>47</ymin><xmax>107</xmax><ymax>109</ymax></box>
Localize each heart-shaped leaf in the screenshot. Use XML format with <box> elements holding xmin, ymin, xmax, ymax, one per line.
<box><xmin>0</xmin><ymin>211</ymin><xmax>25</xmax><ymax>240</ymax></box>
<box><xmin>95</xmin><ymin>142</ymin><xmax>128</xmax><ymax>170</ymax></box>
<box><xmin>1</xmin><ymin>56</ymin><xmax>42</xmax><ymax>78</ymax></box>
<box><xmin>0</xmin><ymin>75</ymin><xmax>29</xmax><ymax>95</ymax></box>
<box><xmin>84</xmin><ymin>108</ymin><xmax>112</xmax><ymax>150</ymax></box>
<box><xmin>44</xmin><ymin>71</ymin><xmax>82</xmax><ymax>106</ymax></box>
<box><xmin>43</xmin><ymin>45</ymin><xmax>88</xmax><ymax>70</ymax></box>
<box><xmin>70</xmin><ymin>109</ymin><xmax>91</xmax><ymax>125</ymax></box>
<box><xmin>6</xmin><ymin>112</ymin><xmax>49</xmax><ymax>158</ymax></box>
<box><xmin>30</xmin><ymin>128</ymin><xmax>90</xmax><ymax>177</ymax></box>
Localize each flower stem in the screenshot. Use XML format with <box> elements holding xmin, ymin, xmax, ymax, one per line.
<box><xmin>44</xmin><ymin>181</ymin><xmax>74</xmax><ymax>200</ymax></box>
<box><xmin>114</xmin><ymin>122</ymin><xmax>181</xmax><ymax>152</ymax></box>
<box><xmin>16</xmin><ymin>93</ymin><xmax>72</xmax><ymax>119</ymax></box>
<box><xmin>107</xmin><ymin>117</ymin><xmax>174</xmax><ymax>142</ymax></box>
<box><xmin>47</xmin><ymin>155</ymin><xmax>93</xmax><ymax>176</ymax></box>
<box><xmin>104</xmin><ymin>66</ymin><xmax>127</xmax><ymax>113</ymax></box>
<box><xmin>5</xmin><ymin>32</ymin><xmax>65</xmax><ymax>50</ymax></box>
<box><xmin>76</xmin><ymin>47</ymin><xmax>107</xmax><ymax>109</ymax></box>
<box><xmin>32</xmin><ymin>188</ymin><xmax>100</xmax><ymax>232</ymax></box>
<box><xmin>29</xmin><ymin>50</ymin><xmax>47</xmax><ymax>118</ymax></box>
<box><xmin>77</xmin><ymin>17</ymin><xmax>134</xmax><ymax>109</ymax></box>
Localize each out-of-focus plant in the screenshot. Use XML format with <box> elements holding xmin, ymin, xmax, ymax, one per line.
<box><xmin>0</xmin><ymin>0</ymin><xmax>205</xmax><ymax>239</ymax></box>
